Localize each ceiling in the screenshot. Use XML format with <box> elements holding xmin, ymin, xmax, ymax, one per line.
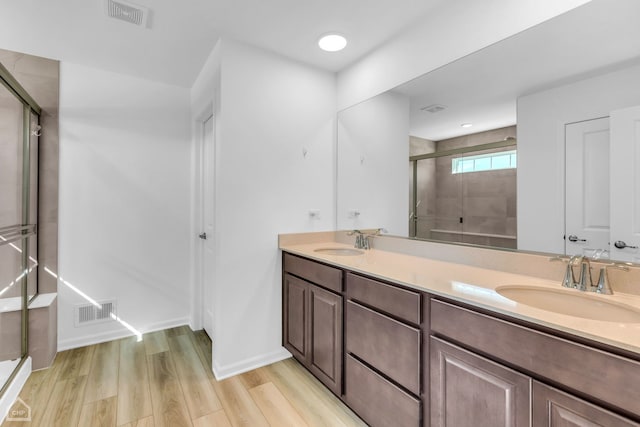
<box><xmin>0</xmin><ymin>0</ymin><xmax>445</xmax><ymax>88</ymax></box>
<box><xmin>393</xmin><ymin>0</ymin><xmax>640</xmax><ymax>141</ymax></box>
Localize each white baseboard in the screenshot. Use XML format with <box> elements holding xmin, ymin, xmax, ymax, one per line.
<box><xmin>212</xmin><ymin>348</ymin><xmax>292</xmax><ymax>381</ymax></box>
<box><xmin>58</xmin><ymin>317</ymin><xmax>191</xmax><ymax>351</ymax></box>
<box><xmin>0</xmin><ymin>357</ymin><xmax>31</xmax><ymax>424</ymax></box>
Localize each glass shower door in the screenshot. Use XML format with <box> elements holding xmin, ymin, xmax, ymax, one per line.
<box><xmin>0</xmin><ymin>82</ymin><xmax>27</xmax><ymax>392</ymax></box>
<box><xmin>0</xmin><ymin>64</ymin><xmax>39</xmax><ymax>397</ymax></box>
<box><xmin>412</xmin><ymin>154</ymin><xmax>463</xmax><ymax>242</ymax></box>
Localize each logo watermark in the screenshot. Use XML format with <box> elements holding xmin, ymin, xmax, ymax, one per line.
<box><xmin>7</xmin><ymin>397</ymin><xmax>31</xmax><ymax>422</ymax></box>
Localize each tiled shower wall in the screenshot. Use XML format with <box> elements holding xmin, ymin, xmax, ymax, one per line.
<box><xmin>411</xmin><ymin>126</ymin><xmax>517</xmax><ymax>248</ymax></box>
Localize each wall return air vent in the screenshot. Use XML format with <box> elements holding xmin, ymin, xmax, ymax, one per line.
<box><xmin>74</xmin><ymin>300</ymin><xmax>117</xmax><ymax>327</ymax></box>
<box><xmin>106</xmin><ymin>0</ymin><xmax>149</xmax><ymax>27</ymax></box>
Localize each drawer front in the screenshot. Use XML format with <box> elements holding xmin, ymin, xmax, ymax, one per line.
<box><xmin>283</xmin><ymin>253</ymin><xmax>343</xmax><ymax>293</ymax></box>
<box><xmin>346</xmin><ymin>301</ymin><xmax>421</xmax><ymax>394</ymax></box>
<box><xmin>345</xmin><ymin>354</ymin><xmax>421</xmax><ymax>427</ymax></box>
<box><xmin>532</xmin><ymin>382</ymin><xmax>639</xmax><ymax>427</ymax></box>
<box><xmin>346</xmin><ymin>272</ymin><xmax>421</xmax><ymax>324</ymax></box>
<box><xmin>431</xmin><ymin>299</ymin><xmax>640</xmax><ymax>418</ymax></box>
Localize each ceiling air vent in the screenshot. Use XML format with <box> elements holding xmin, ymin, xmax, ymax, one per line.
<box><xmin>106</xmin><ymin>0</ymin><xmax>149</xmax><ymax>28</ymax></box>
<box><xmin>421</xmin><ymin>104</ymin><xmax>447</xmax><ymax>114</ymax></box>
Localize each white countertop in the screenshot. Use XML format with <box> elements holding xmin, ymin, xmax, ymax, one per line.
<box><xmin>280</xmin><ymin>241</ymin><xmax>640</xmax><ymax>355</ymax></box>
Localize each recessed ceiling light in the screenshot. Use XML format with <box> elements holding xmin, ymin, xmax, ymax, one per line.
<box><xmin>461</xmin><ymin>123</ymin><xmax>473</xmax><ymax>128</ymax></box>
<box><xmin>318</xmin><ymin>34</ymin><xmax>347</xmax><ymax>52</ymax></box>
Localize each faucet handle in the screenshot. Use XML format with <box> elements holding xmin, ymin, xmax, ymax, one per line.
<box><xmin>549</xmin><ymin>256</ymin><xmax>577</xmax><ymax>288</ymax></box>
<box><xmin>596</xmin><ymin>263</ymin><xmax>630</xmax><ymax>295</ymax></box>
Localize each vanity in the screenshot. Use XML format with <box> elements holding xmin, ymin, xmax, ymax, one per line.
<box><xmin>277</xmin><ymin>2</ymin><xmax>640</xmax><ymax>426</ymax></box>
<box><xmin>280</xmin><ymin>234</ymin><xmax>640</xmax><ymax>427</ymax></box>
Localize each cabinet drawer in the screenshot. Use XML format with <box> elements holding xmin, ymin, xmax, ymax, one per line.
<box><xmin>283</xmin><ymin>253</ymin><xmax>342</xmax><ymax>293</ymax></box>
<box><xmin>532</xmin><ymin>382</ymin><xmax>639</xmax><ymax>427</ymax></box>
<box><xmin>346</xmin><ymin>301</ymin><xmax>421</xmax><ymax>394</ymax></box>
<box><xmin>346</xmin><ymin>272</ymin><xmax>421</xmax><ymax>324</ymax></box>
<box><xmin>431</xmin><ymin>299</ymin><xmax>640</xmax><ymax>418</ymax></box>
<box><xmin>345</xmin><ymin>354</ymin><xmax>421</xmax><ymax>427</ymax></box>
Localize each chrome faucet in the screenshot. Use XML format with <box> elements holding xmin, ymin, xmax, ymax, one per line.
<box><xmin>348</xmin><ymin>228</ymin><xmax>387</xmax><ymax>250</ymax></box>
<box><xmin>551</xmin><ymin>255</ymin><xmax>584</xmax><ymax>289</ymax></box>
<box><xmin>348</xmin><ymin>230</ymin><xmax>368</xmax><ymax>249</ymax></box>
<box><xmin>550</xmin><ymin>256</ymin><xmax>629</xmax><ymax>294</ymax></box>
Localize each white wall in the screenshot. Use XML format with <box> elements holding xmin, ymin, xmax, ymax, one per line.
<box><xmin>517</xmin><ymin>62</ymin><xmax>640</xmax><ymax>254</ymax></box>
<box><xmin>336</xmin><ymin>0</ymin><xmax>591</xmax><ymax>110</ymax></box>
<box><xmin>58</xmin><ymin>63</ymin><xmax>192</xmax><ymax>349</ymax></box>
<box><xmin>337</xmin><ymin>91</ymin><xmax>410</xmax><ymax>235</ymax></box>
<box><xmin>195</xmin><ymin>39</ymin><xmax>336</xmax><ymax>378</ymax></box>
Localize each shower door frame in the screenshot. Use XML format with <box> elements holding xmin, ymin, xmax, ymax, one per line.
<box><xmin>0</xmin><ymin>61</ymin><xmax>41</xmax><ymax>399</ymax></box>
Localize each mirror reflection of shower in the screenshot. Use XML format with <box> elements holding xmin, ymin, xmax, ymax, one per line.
<box><xmin>410</xmin><ymin>126</ymin><xmax>517</xmax><ymax>250</ymax></box>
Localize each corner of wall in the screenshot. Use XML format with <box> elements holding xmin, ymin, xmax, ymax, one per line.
<box><xmin>212</xmin><ymin>348</ymin><xmax>291</xmax><ymax>381</ymax></box>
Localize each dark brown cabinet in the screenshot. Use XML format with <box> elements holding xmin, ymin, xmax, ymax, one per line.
<box><xmin>307</xmin><ymin>284</ymin><xmax>342</xmax><ymax>394</ymax></box>
<box><xmin>283</xmin><ymin>274</ymin><xmax>308</xmax><ymax>361</ymax></box>
<box><xmin>345</xmin><ymin>354</ymin><xmax>421</xmax><ymax>427</ymax></box>
<box><xmin>282</xmin><ymin>252</ymin><xmax>640</xmax><ymax>427</ymax></box>
<box><xmin>532</xmin><ymin>382</ymin><xmax>639</xmax><ymax>427</ymax></box>
<box><xmin>430</xmin><ymin>337</ymin><xmax>531</xmax><ymax>427</ymax></box>
<box><xmin>283</xmin><ymin>267</ymin><xmax>342</xmax><ymax>395</ymax></box>
<box><xmin>346</xmin><ymin>300</ymin><xmax>421</xmax><ymax>395</ymax></box>
<box><xmin>344</xmin><ymin>273</ymin><xmax>423</xmax><ymax>427</ymax></box>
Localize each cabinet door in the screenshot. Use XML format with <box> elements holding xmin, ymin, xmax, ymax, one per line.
<box><xmin>430</xmin><ymin>337</ymin><xmax>531</xmax><ymax>427</ymax></box>
<box><xmin>532</xmin><ymin>382</ymin><xmax>639</xmax><ymax>427</ymax></box>
<box><xmin>283</xmin><ymin>274</ymin><xmax>309</xmax><ymax>362</ymax></box>
<box><xmin>308</xmin><ymin>283</ymin><xmax>343</xmax><ymax>395</ymax></box>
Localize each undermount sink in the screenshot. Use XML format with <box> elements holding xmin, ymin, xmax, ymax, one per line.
<box><xmin>314</xmin><ymin>247</ymin><xmax>364</xmax><ymax>256</ymax></box>
<box><xmin>496</xmin><ymin>285</ymin><xmax>640</xmax><ymax>323</ymax></box>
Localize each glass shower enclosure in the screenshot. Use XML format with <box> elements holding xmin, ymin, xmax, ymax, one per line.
<box><xmin>410</xmin><ymin>139</ymin><xmax>517</xmax><ymax>250</ymax></box>
<box><xmin>0</xmin><ymin>62</ymin><xmax>40</xmax><ymax>397</ymax></box>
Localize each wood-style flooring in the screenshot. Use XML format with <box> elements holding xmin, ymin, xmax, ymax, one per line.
<box><xmin>2</xmin><ymin>327</ymin><xmax>366</xmax><ymax>427</ymax></box>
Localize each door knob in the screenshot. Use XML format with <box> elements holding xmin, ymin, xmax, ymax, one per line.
<box><xmin>199</xmin><ymin>232</ymin><xmax>207</xmax><ymax>240</ymax></box>
<box><xmin>614</xmin><ymin>240</ymin><xmax>638</xmax><ymax>249</ymax></box>
<box><xmin>567</xmin><ymin>235</ymin><xmax>587</xmax><ymax>242</ymax></box>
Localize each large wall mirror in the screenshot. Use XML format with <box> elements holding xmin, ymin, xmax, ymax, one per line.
<box><xmin>337</xmin><ymin>0</ymin><xmax>640</xmax><ymax>263</ymax></box>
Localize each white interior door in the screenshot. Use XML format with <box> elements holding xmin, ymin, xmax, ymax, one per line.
<box><xmin>201</xmin><ymin>115</ymin><xmax>215</xmax><ymax>338</ymax></box>
<box><xmin>565</xmin><ymin>117</ymin><xmax>611</xmax><ymax>257</ymax></box>
<box><xmin>610</xmin><ymin>105</ymin><xmax>640</xmax><ymax>263</ymax></box>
